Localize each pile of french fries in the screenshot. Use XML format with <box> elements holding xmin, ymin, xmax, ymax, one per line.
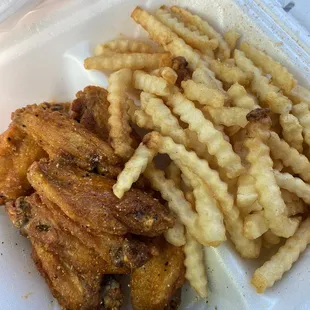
<box><xmin>84</xmin><ymin>5</ymin><xmax>310</xmax><ymax>297</ymax></box>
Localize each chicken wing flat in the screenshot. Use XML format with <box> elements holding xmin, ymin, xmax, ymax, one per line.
<box><xmin>0</xmin><ymin>124</ymin><xmax>46</xmax><ymax>203</ymax></box>
<box><xmin>130</xmin><ymin>237</ymin><xmax>185</xmax><ymax>310</ymax></box>
<box><xmin>71</xmin><ymin>86</ymin><xmax>110</xmax><ymax>141</ymax></box>
<box><xmin>27</xmin><ymin>160</ymin><xmax>174</xmax><ymax>236</ymax></box>
<box><xmin>12</xmin><ymin>104</ymin><xmax>122</xmax><ymax>178</ymax></box>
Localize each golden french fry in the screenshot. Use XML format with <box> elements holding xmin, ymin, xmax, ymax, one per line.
<box><xmin>239</xmin><ymin>200</ymin><xmax>263</xmax><ymax>218</ymax></box>
<box><xmin>167</xmin><ymin>93</ymin><xmax>244</xmax><ymax>178</ymax></box>
<box><xmin>241</xmin><ymin>42</ymin><xmax>296</xmax><ymax>93</ymax></box>
<box><xmin>181</xmin><ymin>80</ymin><xmax>225</xmax><ymax>108</ymax></box>
<box><xmin>281</xmin><ymin>189</ymin><xmax>305</xmax><ymax>217</ymax></box>
<box><xmin>244</xmin><ymin>211</ymin><xmax>269</xmax><ymax>240</ymax></box>
<box><xmin>93</xmin><ymin>45</ymin><xmax>115</xmax><ymax>56</ymax></box>
<box><xmin>165</xmin><ymin>161</ymin><xmax>182</xmax><ymax>188</ymax></box>
<box><xmin>107</xmin><ymin>68</ymin><xmax>134</xmax><ymax>159</ymax></box>
<box><xmin>156</xmin><ymin>7</ymin><xmax>218</xmax><ymax>52</ymax></box>
<box><xmin>180</xmin><ymin>173</ymin><xmax>196</xmax><ymax>207</ymax></box>
<box><xmin>171</xmin><ymin>6</ymin><xmax>230</xmax><ymax>60</ymax></box>
<box><xmin>128</xmin><ymin>102</ymin><xmax>155</xmax><ymax>131</ymax></box>
<box><xmin>236</xmin><ymin>174</ymin><xmax>258</xmax><ymax>208</ymax></box>
<box><xmin>209</xmin><ymin>59</ymin><xmax>253</xmax><ymax>86</ymax></box>
<box><xmin>103</xmin><ymin>39</ymin><xmax>154</xmax><ymax>53</ymax></box>
<box><xmin>164</xmin><ymin>219</ymin><xmax>186</xmax><ymax>247</ymax></box>
<box><xmin>290</xmin><ymin>84</ymin><xmax>310</xmax><ymax>103</ymax></box>
<box><xmin>184</xmin><ymin>230</ymin><xmax>208</xmax><ymax>298</ymax></box>
<box><xmin>151</xmin><ymin>67</ymin><xmax>178</xmax><ymax>84</ymax></box>
<box><xmin>206</xmin><ymin>106</ymin><xmax>249</xmax><ymax>128</ymax></box>
<box><xmin>252</xmin><ymin>217</ymin><xmax>310</xmax><ymax>293</ymax></box>
<box><xmin>224</xmin><ymin>30</ymin><xmax>241</xmax><ymax>51</ymax></box>
<box><xmin>262</xmin><ymin>230</ymin><xmax>281</xmax><ymax>249</ymax></box>
<box><xmin>192</xmin><ymin>67</ymin><xmax>224</xmax><ymax>92</ymax></box>
<box><xmin>134</xmin><ymin>70</ymin><xmax>172</xmax><ymax>96</ymax></box>
<box><xmin>84</xmin><ymin>52</ymin><xmax>171</xmax><ymax>71</ymax></box>
<box><xmin>273</xmin><ymin>159</ymin><xmax>284</xmax><ymax>171</ymax></box>
<box><xmin>227</xmin><ymin>83</ymin><xmax>258</xmax><ymax>109</ymax></box>
<box><xmin>245</xmin><ymin>137</ymin><xmax>300</xmax><ymax>238</ymax></box>
<box><xmin>113</xmin><ymin>143</ymin><xmax>156</xmax><ymax>199</ymax></box>
<box><xmin>275</xmin><ymin>171</ymin><xmax>310</xmax><ymax>204</ymax></box>
<box><xmin>268</xmin><ymin>131</ymin><xmax>310</xmax><ymax>182</ymax></box>
<box><xmin>292</xmin><ymin>102</ymin><xmax>310</xmax><ymax>147</ymax></box>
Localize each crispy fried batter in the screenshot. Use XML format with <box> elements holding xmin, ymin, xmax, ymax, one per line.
<box><xmin>12</xmin><ymin>104</ymin><xmax>122</xmax><ymax>178</ymax></box>
<box><xmin>0</xmin><ymin>124</ymin><xmax>46</xmax><ymax>203</ymax></box>
<box><xmin>27</xmin><ymin>160</ymin><xmax>174</xmax><ymax>236</ymax></box>
<box><xmin>131</xmin><ymin>237</ymin><xmax>185</xmax><ymax>310</ymax></box>
<box><xmin>100</xmin><ymin>276</ymin><xmax>124</xmax><ymax>310</ymax></box>
<box><xmin>71</xmin><ymin>86</ymin><xmax>110</xmax><ymax>141</ymax></box>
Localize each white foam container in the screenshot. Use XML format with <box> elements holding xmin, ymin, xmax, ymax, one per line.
<box><xmin>0</xmin><ymin>0</ymin><xmax>310</xmax><ymax>309</ymax></box>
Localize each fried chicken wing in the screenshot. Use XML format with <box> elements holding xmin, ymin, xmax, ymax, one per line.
<box><xmin>100</xmin><ymin>275</ymin><xmax>124</xmax><ymax>310</ymax></box>
<box><xmin>71</xmin><ymin>86</ymin><xmax>110</xmax><ymax>141</ymax></box>
<box><xmin>0</xmin><ymin>124</ymin><xmax>46</xmax><ymax>203</ymax></box>
<box><xmin>12</xmin><ymin>104</ymin><xmax>122</xmax><ymax>178</ymax></box>
<box><xmin>130</xmin><ymin>237</ymin><xmax>185</xmax><ymax>310</ymax></box>
<box><xmin>27</xmin><ymin>160</ymin><xmax>174</xmax><ymax>236</ymax></box>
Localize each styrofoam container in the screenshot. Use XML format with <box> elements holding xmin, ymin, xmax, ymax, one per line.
<box><xmin>0</xmin><ymin>0</ymin><xmax>309</xmax><ymax>309</ymax></box>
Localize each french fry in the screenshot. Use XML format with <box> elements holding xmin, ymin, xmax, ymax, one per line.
<box><xmin>244</xmin><ymin>211</ymin><xmax>269</xmax><ymax>240</ymax></box>
<box><xmin>245</xmin><ymin>137</ymin><xmax>300</xmax><ymax>238</ymax></box>
<box><xmin>290</xmin><ymin>84</ymin><xmax>310</xmax><ymax>103</ymax></box>
<box><xmin>167</xmin><ymin>93</ymin><xmax>244</xmax><ymax>178</ymax></box>
<box><xmin>275</xmin><ymin>171</ymin><xmax>310</xmax><ymax>204</ymax></box>
<box><xmin>180</xmin><ymin>173</ymin><xmax>196</xmax><ymax>207</ymax></box>
<box><xmin>146</xmin><ymin>132</ymin><xmax>260</xmax><ymax>258</ymax></box>
<box><xmin>206</xmin><ymin>106</ymin><xmax>249</xmax><ymax>128</ymax></box>
<box><xmin>268</xmin><ymin>132</ymin><xmax>310</xmax><ymax>182</ymax></box>
<box><xmin>182</xmin><ymin>166</ymin><xmax>226</xmax><ymax>246</ymax></box>
<box><xmin>279</xmin><ymin>113</ymin><xmax>303</xmax><ymax>152</ymax></box>
<box><xmin>93</xmin><ymin>45</ymin><xmax>115</xmax><ymax>56</ymax></box>
<box><xmin>184</xmin><ymin>230</ymin><xmax>208</xmax><ymax>298</ymax></box>
<box><xmin>134</xmin><ymin>70</ymin><xmax>172</xmax><ymax>96</ymax></box>
<box><xmin>227</xmin><ymin>83</ymin><xmax>258</xmax><ymax>109</ymax></box>
<box><xmin>292</xmin><ymin>102</ymin><xmax>310</xmax><ymax>147</ymax></box>
<box><xmin>127</xmin><ymin>102</ymin><xmax>155</xmax><ymax>131</ymax></box>
<box><xmin>156</xmin><ymin>7</ymin><xmax>218</xmax><ymax>52</ymax></box>
<box><xmin>113</xmin><ymin>143</ymin><xmax>157</xmax><ymax>199</ymax></box>
<box><xmin>164</xmin><ymin>219</ymin><xmax>186</xmax><ymax>247</ymax></box>
<box><xmin>240</xmin><ymin>42</ymin><xmax>296</xmax><ymax>93</ymax></box>
<box><xmin>171</xmin><ymin>6</ymin><xmax>230</xmax><ymax>60</ymax></box>
<box><xmin>224</xmin><ymin>30</ymin><xmax>241</xmax><ymax>51</ymax></box>
<box><xmin>273</xmin><ymin>159</ymin><xmax>284</xmax><ymax>171</ymax></box>
<box><xmin>192</xmin><ymin>67</ymin><xmax>225</xmax><ymax>92</ymax></box>
<box><xmin>252</xmin><ymin>217</ymin><xmax>310</xmax><ymax>293</ymax></box>
<box><xmin>103</xmin><ymin>39</ymin><xmax>154</xmax><ymax>53</ymax></box>
<box><xmin>166</xmin><ymin>161</ymin><xmax>182</xmax><ymax>188</ymax></box>
<box><xmin>151</xmin><ymin>67</ymin><xmax>178</xmax><ymax>84</ymax></box>
<box><xmin>239</xmin><ymin>200</ymin><xmax>263</xmax><ymax>218</ymax></box>
<box><xmin>281</xmin><ymin>189</ymin><xmax>305</xmax><ymax>217</ymax></box>
<box><xmin>236</xmin><ymin>174</ymin><xmax>258</xmax><ymax>208</ymax></box>
<box><xmin>262</xmin><ymin>230</ymin><xmax>281</xmax><ymax>249</ymax></box>
<box><xmin>181</xmin><ymin>80</ymin><xmax>225</xmax><ymax>108</ymax></box>
<box><xmin>209</xmin><ymin>59</ymin><xmax>253</xmax><ymax>86</ymax></box>
<box><xmin>107</xmin><ymin>68</ymin><xmax>134</xmax><ymax>159</ymax></box>
<box><xmin>234</xmin><ymin>50</ymin><xmax>292</xmax><ymax>114</ymax></box>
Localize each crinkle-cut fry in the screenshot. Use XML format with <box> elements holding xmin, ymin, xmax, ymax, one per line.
<box><xmin>290</xmin><ymin>84</ymin><xmax>310</xmax><ymax>103</ymax></box>
<box><xmin>140</xmin><ymin>92</ymin><xmax>187</xmax><ymax>145</ymax></box>
<box><xmin>107</xmin><ymin>68</ymin><xmax>134</xmax><ymax>159</ymax></box>
<box><xmin>164</xmin><ymin>219</ymin><xmax>186</xmax><ymax>247</ymax></box>
<box><xmin>252</xmin><ymin>217</ymin><xmax>310</xmax><ymax>293</ymax></box>
<box><xmin>155</xmin><ymin>7</ymin><xmax>218</xmax><ymax>52</ymax></box>
<box><xmin>224</xmin><ymin>30</ymin><xmax>241</xmax><ymax>51</ymax></box>
<box><xmin>268</xmin><ymin>131</ymin><xmax>310</xmax><ymax>182</ymax></box>
<box><xmin>273</xmin><ymin>159</ymin><xmax>284</xmax><ymax>171</ymax></box>
<box><xmin>144</xmin><ymin>163</ymin><xmax>205</xmax><ymax>245</ymax></box>
<box><xmin>103</xmin><ymin>39</ymin><xmax>154</xmax><ymax>53</ymax></box>
<box><xmin>193</xmin><ymin>66</ymin><xmax>225</xmax><ymax>92</ymax></box>
<box><xmin>93</xmin><ymin>45</ymin><xmax>115</xmax><ymax>56</ymax></box>
<box><xmin>127</xmin><ymin>102</ymin><xmax>155</xmax><ymax>131</ymax></box>
<box><xmin>209</xmin><ymin>59</ymin><xmax>252</xmax><ymax>86</ymax></box>
<box><xmin>150</xmin><ymin>67</ymin><xmax>178</xmax><ymax>85</ymax></box>
<box><xmin>262</xmin><ymin>230</ymin><xmax>281</xmax><ymax>249</ymax></box>
<box><xmin>206</xmin><ymin>106</ymin><xmax>249</xmax><ymax>128</ymax></box>
<box><xmin>181</xmin><ymin>80</ymin><xmax>225</xmax><ymax>108</ymax></box>
<box><xmin>225</xmin><ymin>125</ymin><xmax>241</xmax><ymax>137</ymax></box>
<box><xmin>180</xmin><ymin>173</ymin><xmax>196</xmax><ymax>207</ymax></box>
<box><xmin>292</xmin><ymin>102</ymin><xmax>310</xmax><ymax>147</ymax></box>
<box><xmin>182</xmin><ymin>166</ymin><xmax>226</xmax><ymax>246</ymax></box>
<box><xmin>237</xmin><ymin>174</ymin><xmax>258</xmax><ymax>208</ymax></box>
<box><xmin>84</xmin><ymin>52</ymin><xmax>171</xmax><ymax>71</ymax></box>
<box><xmin>133</xmin><ymin>70</ymin><xmax>172</xmax><ymax>96</ymax></box>
<box><xmin>281</xmin><ymin>189</ymin><xmax>305</xmax><ymax>217</ymax></box>
<box><xmin>184</xmin><ymin>231</ymin><xmax>208</xmax><ymax>298</ymax></box>
<box><xmin>240</xmin><ymin>200</ymin><xmax>263</xmax><ymax>218</ymax></box>
<box><xmin>113</xmin><ymin>143</ymin><xmax>156</xmax><ymax>199</ymax></box>
<box><xmin>279</xmin><ymin>113</ymin><xmax>303</xmax><ymax>152</ymax></box>
<box><xmin>245</xmin><ymin>137</ymin><xmax>300</xmax><ymax>238</ymax></box>
<box><xmin>167</xmin><ymin>93</ymin><xmax>244</xmax><ymax>179</ymax></box>
<box><xmin>146</xmin><ymin>132</ymin><xmax>260</xmax><ymax>258</ymax></box>
<box><xmin>227</xmin><ymin>83</ymin><xmax>259</xmax><ymax>109</ymax></box>
<box><xmin>171</xmin><ymin>6</ymin><xmax>230</xmax><ymax>60</ymax></box>
<box><xmin>240</xmin><ymin>42</ymin><xmax>296</xmax><ymax>93</ymax></box>
<box><xmin>275</xmin><ymin>171</ymin><xmax>310</xmax><ymax>204</ymax></box>
<box><xmin>166</xmin><ymin>161</ymin><xmax>182</xmax><ymax>188</ymax></box>
<box><xmin>234</xmin><ymin>50</ymin><xmax>292</xmax><ymax>114</ymax></box>
<box><xmin>244</xmin><ymin>211</ymin><xmax>269</xmax><ymax>240</ymax></box>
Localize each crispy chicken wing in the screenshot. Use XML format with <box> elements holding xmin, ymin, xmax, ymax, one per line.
<box><xmin>27</xmin><ymin>160</ymin><xmax>174</xmax><ymax>236</ymax></box>
<box><xmin>0</xmin><ymin>124</ymin><xmax>46</xmax><ymax>203</ymax></box>
<box><xmin>130</xmin><ymin>237</ymin><xmax>185</xmax><ymax>310</ymax></box>
<box><xmin>12</xmin><ymin>104</ymin><xmax>122</xmax><ymax>178</ymax></box>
